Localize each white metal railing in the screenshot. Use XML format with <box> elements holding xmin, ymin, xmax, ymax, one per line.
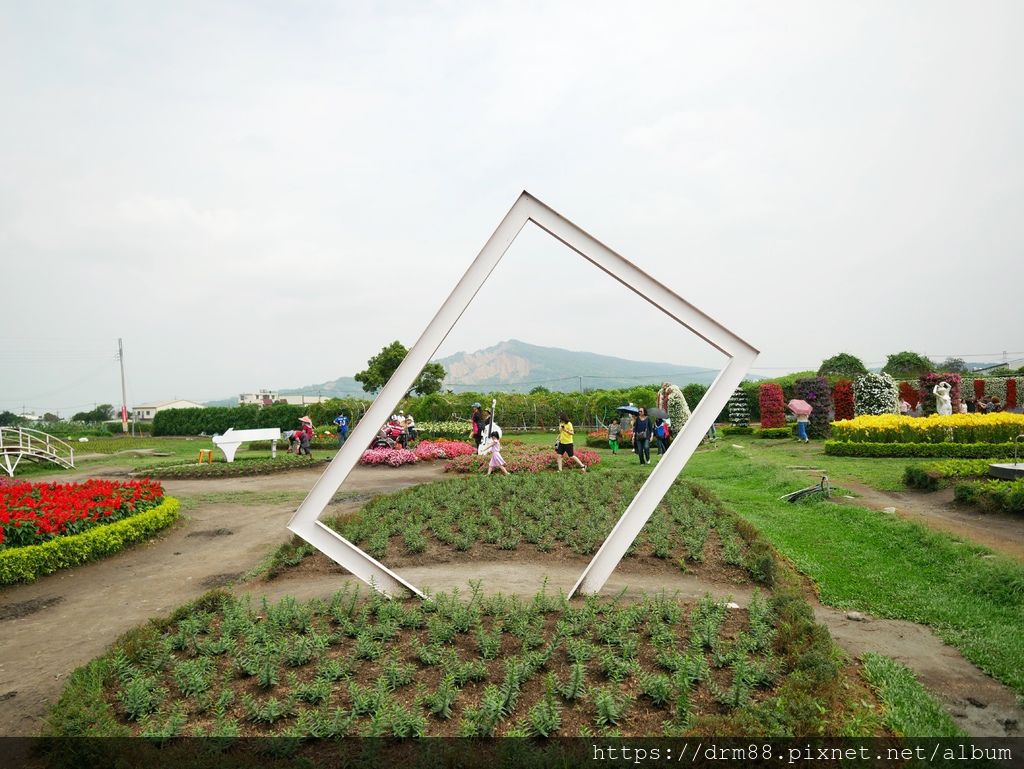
<box><xmin>0</xmin><ymin>426</ymin><xmax>76</xmax><ymax>476</ymax></box>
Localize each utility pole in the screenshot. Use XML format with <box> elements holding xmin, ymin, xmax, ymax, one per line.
<box><xmin>118</xmin><ymin>338</ymin><xmax>129</xmax><ymax>434</ymax></box>
<box><xmin>579</xmin><ymin>376</ymin><xmax>583</xmax><ymax>394</ymax></box>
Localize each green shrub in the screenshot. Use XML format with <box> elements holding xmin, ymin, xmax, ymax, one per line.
<box><xmin>825</xmin><ymin>441</ymin><xmax>1020</xmax><ymax>459</ymax></box>
<box><xmin>720</xmin><ymin>426</ymin><xmax>754</xmax><ymax>436</ymax></box>
<box><xmin>757</xmin><ymin>427</ymin><xmax>793</xmax><ymax>439</ymax></box>
<box><xmin>954</xmin><ymin>479</ymin><xmax>1024</xmax><ymax>515</ymax></box>
<box><xmin>0</xmin><ymin>498</ymin><xmax>180</xmax><ymax>584</ymax></box>
<box><xmin>902</xmin><ymin>466</ymin><xmax>939</xmax><ymax>491</ymax></box>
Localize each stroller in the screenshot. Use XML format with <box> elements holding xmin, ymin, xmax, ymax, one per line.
<box><xmin>372</xmin><ymin>419</ymin><xmax>407</xmax><ymax>449</ymax></box>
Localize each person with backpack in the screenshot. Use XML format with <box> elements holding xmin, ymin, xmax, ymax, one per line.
<box><xmin>655</xmin><ymin>417</ymin><xmax>671</xmax><ymax>454</ymax></box>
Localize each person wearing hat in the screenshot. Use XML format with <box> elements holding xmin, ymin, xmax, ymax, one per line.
<box><xmin>297</xmin><ymin>416</ymin><xmax>314</xmax><ymax>457</ymax></box>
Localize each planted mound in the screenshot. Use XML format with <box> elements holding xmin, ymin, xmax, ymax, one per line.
<box><xmin>902</xmin><ymin>460</ymin><xmax>997</xmax><ymax>491</ymax></box>
<box><xmin>47</xmin><ymin>584</ymin><xmax>864</xmax><ymax>739</ymax></box>
<box><xmin>135</xmin><ymin>455</ymin><xmax>330</xmax><ymax>480</ymax></box>
<box><xmin>444</xmin><ymin>441</ymin><xmax>600</xmax><ymax>474</ymax></box>
<box><xmin>295</xmin><ymin>472</ymin><xmax>771</xmax><ymax>585</ymax></box>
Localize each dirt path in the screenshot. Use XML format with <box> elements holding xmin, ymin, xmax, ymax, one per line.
<box><xmin>836</xmin><ymin>480</ymin><xmax>1024</xmax><ymax>561</ymax></box>
<box><xmin>2</xmin><ymin>462</ymin><xmax>1021</xmax><ymax>738</ymax></box>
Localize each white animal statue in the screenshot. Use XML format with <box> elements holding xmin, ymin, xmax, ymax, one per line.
<box><xmin>933</xmin><ymin>381</ymin><xmax>953</xmax><ymax>416</ymax></box>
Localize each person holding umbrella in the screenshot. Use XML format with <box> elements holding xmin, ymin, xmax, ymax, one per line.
<box><xmin>787</xmin><ymin>399</ymin><xmax>813</xmax><ymax>443</ymax></box>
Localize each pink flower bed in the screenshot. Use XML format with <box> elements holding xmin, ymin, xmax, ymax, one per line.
<box><xmin>444</xmin><ymin>442</ymin><xmax>601</xmax><ymax>474</ymax></box>
<box><xmin>360</xmin><ymin>440</ymin><xmax>476</xmax><ymax>468</ymax></box>
<box><xmin>359</xmin><ymin>448</ymin><xmax>419</xmax><ymax>467</ymax></box>
<box><xmin>413</xmin><ymin>440</ymin><xmax>476</xmax><ymax>461</ymax></box>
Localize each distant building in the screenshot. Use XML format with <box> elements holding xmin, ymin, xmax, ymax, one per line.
<box><xmin>276</xmin><ymin>394</ymin><xmax>333</xmax><ymax>405</ymax></box>
<box><xmin>132</xmin><ymin>400</ymin><xmax>205</xmax><ymax>421</ymax></box>
<box><xmin>238</xmin><ymin>390</ymin><xmax>332</xmax><ymax>406</ymax></box>
<box><xmin>238</xmin><ymin>389</ymin><xmax>279</xmax><ymax>406</ymax></box>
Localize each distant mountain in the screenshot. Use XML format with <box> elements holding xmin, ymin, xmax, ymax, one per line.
<box><xmin>208</xmin><ymin>340</ymin><xmax>750</xmax><ymax>405</ymax></box>
<box><xmin>433</xmin><ymin>339</ymin><xmax>730</xmax><ymax>393</ymax></box>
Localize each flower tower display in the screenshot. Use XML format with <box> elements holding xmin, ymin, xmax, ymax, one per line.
<box><xmin>657</xmin><ymin>382</ymin><xmax>691</xmax><ymax>429</ymax></box>
<box><xmin>919</xmin><ymin>373</ymin><xmax>962</xmax><ymax>416</ymax></box>
<box><xmin>853</xmin><ymin>373</ymin><xmax>900</xmax><ymax>416</ymax></box>
<box><xmin>794</xmin><ymin>376</ymin><xmax>833</xmax><ymax>439</ymax></box>
<box><xmin>898</xmin><ymin>381</ymin><xmax>919</xmax><ymax>410</ymax></box>
<box><xmin>831</xmin><ymin>380</ymin><xmax>854</xmax><ymax>422</ymax></box>
<box><xmin>727</xmin><ymin>387</ymin><xmax>750</xmax><ymax>428</ymax></box>
<box><xmin>758</xmin><ymin>383</ymin><xmax>786</xmax><ymax>428</ymax></box>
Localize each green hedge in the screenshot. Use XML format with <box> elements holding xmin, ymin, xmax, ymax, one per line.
<box><xmin>903</xmin><ymin>460</ymin><xmax>996</xmax><ymax>491</ymax></box>
<box><xmin>758</xmin><ymin>427</ymin><xmax>794</xmax><ymax>439</ymax></box>
<box><xmin>0</xmin><ymin>498</ymin><xmax>180</xmax><ymax>584</ymax></box>
<box><xmin>720</xmin><ymin>426</ymin><xmax>754</xmax><ymax>436</ymax></box>
<box><xmin>825</xmin><ymin>441</ymin><xmax>1019</xmax><ymax>458</ymax></box>
<box><xmin>954</xmin><ymin>479</ymin><xmax>1024</xmax><ymax>515</ymax></box>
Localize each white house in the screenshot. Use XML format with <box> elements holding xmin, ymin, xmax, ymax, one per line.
<box><xmin>238</xmin><ymin>390</ymin><xmax>332</xmax><ymax>406</ymax></box>
<box><xmin>238</xmin><ymin>389</ymin><xmax>279</xmax><ymax>406</ymax></box>
<box><xmin>132</xmin><ymin>400</ymin><xmax>206</xmax><ymax>421</ymax></box>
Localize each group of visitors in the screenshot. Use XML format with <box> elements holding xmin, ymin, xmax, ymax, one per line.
<box><xmin>967</xmin><ymin>396</ymin><xmax>1006</xmax><ymax>414</ymax></box>
<box><xmin>614</xmin><ymin>408</ymin><xmax>673</xmax><ymax>465</ymax></box>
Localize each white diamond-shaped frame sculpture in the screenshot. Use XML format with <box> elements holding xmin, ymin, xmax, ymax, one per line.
<box><xmin>287</xmin><ymin>191</ymin><xmax>757</xmax><ymax>599</ymax></box>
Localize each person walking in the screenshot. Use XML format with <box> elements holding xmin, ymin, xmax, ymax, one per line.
<box><xmin>555</xmin><ymin>412</ymin><xmax>587</xmax><ymax>472</ymax></box>
<box><xmin>405</xmin><ymin>413</ymin><xmax>417</xmax><ymax>441</ymax></box>
<box><xmin>633</xmin><ymin>408</ymin><xmax>652</xmax><ymax>465</ymax></box>
<box><xmin>482</xmin><ymin>433</ymin><xmax>509</xmax><ymax>476</ymax></box>
<box><xmin>607</xmin><ymin>420</ymin><xmax>620</xmax><ymax>454</ymax></box>
<box><xmin>796</xmin><ymin>413</ymin><xmax>810</xmax><ymax>443</ymax></box>
<box><xmin>332</xmin><ymin>413</ymin><xmax>349</xmax><ymax>448</ymax></box>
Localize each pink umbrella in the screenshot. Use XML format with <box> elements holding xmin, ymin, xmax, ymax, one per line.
<box><xmin>787</xmin><ymin>399</ymin><xmax>813</xmax><ymax>416</ymax></box>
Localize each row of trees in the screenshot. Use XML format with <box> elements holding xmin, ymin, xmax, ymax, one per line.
<box><xmin>818</xmin><ymin>351</ymin><xmax>1023</xmax><ymax>380</ymax></box>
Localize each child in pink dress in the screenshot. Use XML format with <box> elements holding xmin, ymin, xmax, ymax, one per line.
<box><xmin>483</xmin><ymin>435</ymin><xmax>509</xmax><ymax>476</ymax></box>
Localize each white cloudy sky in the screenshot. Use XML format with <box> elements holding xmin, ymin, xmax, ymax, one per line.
<box><xmin>2</xmin><ymin>2</ymin><xmax>1022</xmax><ymax>414</ymax></box>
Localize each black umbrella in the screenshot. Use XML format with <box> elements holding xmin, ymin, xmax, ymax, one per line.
<box><xmin>616</xmin><ymin>405</ymin><xmax>640</xmax><ymax>415</ymax></box>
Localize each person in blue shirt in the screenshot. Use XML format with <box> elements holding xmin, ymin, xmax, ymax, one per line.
<box><xmin>333</xmin><ymin>414</ymin><xmax>350</xmax><ymax>447</ymax></box>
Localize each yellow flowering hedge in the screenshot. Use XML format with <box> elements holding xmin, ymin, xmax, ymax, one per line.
<box><xmin>831</xmin><ymin>413</ymin><xmax>1024</xmax><ymax>444</ymax></box>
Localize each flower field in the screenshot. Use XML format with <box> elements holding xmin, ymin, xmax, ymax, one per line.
<box><xmin>0</xmin><ymin>479</ymin><xmax>164</xmax><ymax>549</ymax></box>
<box><xmin>360</xmin><ymin>441</ymin><xmax>477</xmax><ymax>467</ymax></box>
<box><xmin>443</xmin><ymin>442</ymin><xmax>600</xmax><ymax>474</ymax></box>
<box><xmin>831</xmin><ymin>413</ymin><xmax>1024</xmax><ymax>444</ymax></box>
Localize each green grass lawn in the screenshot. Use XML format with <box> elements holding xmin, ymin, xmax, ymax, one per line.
<box><xmin>680</xmin><ymin>443</ymin><xmax>1024</xmax><ymax>695</ymax></box>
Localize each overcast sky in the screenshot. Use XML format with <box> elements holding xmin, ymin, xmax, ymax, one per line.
<box><xmin>2</xmin><ymin>2</ymin><xmax>1021</xmax><ymax>414</ymax></box>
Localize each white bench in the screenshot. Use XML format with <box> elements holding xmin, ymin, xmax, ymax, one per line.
<box><xmin>212</xmin><ymin>427</ymin><xmax>282</xmax><ymax>462</ymax></box>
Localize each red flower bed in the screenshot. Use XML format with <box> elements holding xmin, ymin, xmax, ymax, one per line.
<box><xmin>0</xmin><ymin>479</ymin><xmax>164</xmax><ymax>549</ymax></box>
<box><xmin>831</xmin><ymin>380</ymin><xmax>855</xmax><ymax>422</ymax></box>
<box><xmin>444</xmin><ymin>441</ymin><xmax>601</xmax><ymax>474</ymax></box>
<box><xmin>758</xmin><ymin>383</ymin><xmax>786</xmax><ymax>428</ymax></box>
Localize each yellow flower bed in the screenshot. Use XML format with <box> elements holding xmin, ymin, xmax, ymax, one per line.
<box><xmin>831</xmin><ymin>413</ymin><xmax>1024</xmax><ymax>444</ymax></box>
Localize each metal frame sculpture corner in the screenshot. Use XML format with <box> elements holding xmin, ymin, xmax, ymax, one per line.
<box><xmin>287</xmin><ymin>191</ymin><xmax>757</xmax><ymax>599</ymax></box>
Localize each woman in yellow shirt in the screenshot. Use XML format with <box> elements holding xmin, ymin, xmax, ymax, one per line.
<box><xmin>556</xmin><ymin>412</ymin><xmax>588</xmax><ymax>472</ymax></box>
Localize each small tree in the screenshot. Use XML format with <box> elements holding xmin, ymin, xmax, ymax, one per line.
<box><xmin>682</xmin><ymin>383</ymin><xmax>707</xmax><ymax>410</ymax></box>
<box><xmin>71</xmin><ymin>404</ymin><xmax>115</xmax><ymax>423</ymax></box>
<box><xmin>938</xmin><ymin>357</ymin><xmax>968</xmax><ymax>374</ymax></box>
<box><xmin>354</xmin><ymin>341</ymin><xmax>446</xmax><ymax>397</ymax></box>
<box><xmin>817</xmin><ymin>353</ymin><xmax>868</xmax><ymax>379</ymax></box>
<box><xmin>0</xmin><ymin>411</ymin><xmax>25</xmax><ymax>427</ymax></box>
<box><xmin>881</xmin><ymin>351</ymin><xmax>934</xmax><ymax>380</ymax></box>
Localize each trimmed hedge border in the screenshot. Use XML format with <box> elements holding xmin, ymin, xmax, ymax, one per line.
<box><xmin>0</xmin><ymin>498</ymin><xmax>180</xmax><ymax>585</ymax></box>
<box><xmin>824</xmin><ymin>441</ymin><xmax>1020</xmax><ymax>459</ymax></box>
<box><xmin>954</xmin><ymin>479</ymin><xmax>1024</xmax><ymax>515</ymax></box>
<box><xmin>758</xmin><ymin>427</ymin><xmax>794</xmax><ymax>439</ymax></box>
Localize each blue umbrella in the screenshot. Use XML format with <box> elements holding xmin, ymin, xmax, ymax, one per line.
<box><xmin>616</xmin><ymin>405</ymin><xmax>640</xmax><ymax>415</ymax></box>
